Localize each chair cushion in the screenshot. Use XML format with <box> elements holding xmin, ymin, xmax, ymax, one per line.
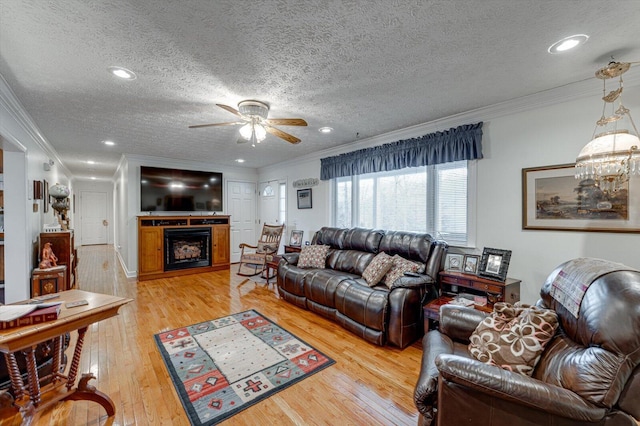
<box><xmin>257</xmin><ymin>242</ymin><xmax>277</xmax><ymax>253</ymax></box>
<box><xmin>362</xmin><ymin>252</ymin><xmax>394</xmax><ymax>286</ymax></box>
<box><xmin>468</xmin><ymin>302</ymin><xmax>558</xmax><ymax>376</ymax></box>
<box><xmin>382</xmin><ymin>254</ymin><xmax>421</xmax><ymax>287</ymax></box>
<box><xmin>297</xmin><ymin>244</ymin><xmax>330</xmax><ymax>269</ymax></box>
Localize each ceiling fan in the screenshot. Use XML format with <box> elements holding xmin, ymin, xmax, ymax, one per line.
<box><xmin>189</xmin><ymin>100</ymin><xmax>307</xmax><ymax>146</ymax></box>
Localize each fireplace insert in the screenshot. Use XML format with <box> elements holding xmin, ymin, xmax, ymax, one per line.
<box><xmin>164</xmin><ymin>228</ymin><xmax>211</xmax><ymax>271</ymax></box>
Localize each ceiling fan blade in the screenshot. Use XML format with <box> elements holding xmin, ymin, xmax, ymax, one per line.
<box><xmin>188</xmin><ymin>121</ymin><xmax>243</xmax><ymax>129</ymax></box>
<box><xmin>216</xmin><ymin>104</ymin><xmax>242</xmax><ymax>117</ymax></box>
<box><xmin>265</xmin><ymin>118</ymin><xmax>308</xmax><ymax>126</ymax></box>
<box><xmin>265</xmin><ymin>126</ymin><xmax>301</xmax><ymax>144</ymax></box>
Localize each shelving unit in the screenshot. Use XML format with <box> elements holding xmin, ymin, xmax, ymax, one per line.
<box><xmin>0</xmin><ymin>149</ymin><xmax>4</xmax><ymax>292</ymax></box>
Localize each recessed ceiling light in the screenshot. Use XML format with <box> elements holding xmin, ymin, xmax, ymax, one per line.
<box><xmin>87</xmin><ymin>160</ymin><xmax>95</xmax><ymax>164</ymax></box>
<box><xmin>90</xmin><ymin>177</ymin><xmax>97</xmax><ymax>180</ymax></box>
<box><xmin>103</xmin><ymin>140</ymin><xmax>115</xmax><ymax>146</ymax></box>
<box><xmin>319</xmin><ymin>127</ymin><xmax>333</xmax><ymax>133</ymax></box>
<box><xmin>107</xmin><ymin>66</ymin><xmax>137</xmax><ymax>80</ymax></box>
<box><xmin>235</xmin><ymin>159</ymin><xmax>245</xmax><ymax>163</ymax></box>
<box><xmin>548</xmin><ymin>34</ymin><xmax>589</xmax><ymax>54</ymax></box>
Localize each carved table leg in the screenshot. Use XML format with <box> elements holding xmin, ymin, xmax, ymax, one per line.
<box><xmin>4</xmin><ymin>353</ymin><xmax>26</xmax><ymax>401</ymax></box>
<box><xmin>66</xmin><ymin>326</ymin><xmax>87</xmax><ymax>391</ymax></box>
<box><xmin>51</xmin><ymin>335</ymin><xmax>63</xmax><ymax>383</ymax></box>
<box><xmin>23</xmin><ymin>347</ymin><xmax>41</xmax><ymax>407</ymax></box>
<box><xmin>65</xmin><ymin>373</ymin><xmax>115</xmax><ymax>416</ymax></box>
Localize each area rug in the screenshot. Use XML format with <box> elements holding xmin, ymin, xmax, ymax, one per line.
<box><xmin>154</xmin><ymin>310</ymin><xmax>335</xmax><ymax>425</ymax></box>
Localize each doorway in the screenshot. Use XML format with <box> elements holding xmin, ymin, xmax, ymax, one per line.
<box><xmin>227</xmin><ymin>181</ymin><xmax>256</xmax><ymax>263</ymax></box>
<box><xmin>80</xmin><ymin>191</ymin><xmax>108</xmax><ymax>245</ymax></box>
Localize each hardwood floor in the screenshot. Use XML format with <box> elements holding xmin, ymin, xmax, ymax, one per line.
<box><xmin>2</xmin><ymin>245</ymin><xmax>424</xmax><ymax>425</ymax></box>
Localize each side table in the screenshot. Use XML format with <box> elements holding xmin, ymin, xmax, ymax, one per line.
<box><xmin>263</xmin><ymin>255</ymin><xmax>282</xmax><ymax>285</ymax></box>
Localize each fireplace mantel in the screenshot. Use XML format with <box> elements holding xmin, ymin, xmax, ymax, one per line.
<box><xmin>137</xmin><ymin>215</ymin><xmax>230</xmax><ymax>281</ymax></box>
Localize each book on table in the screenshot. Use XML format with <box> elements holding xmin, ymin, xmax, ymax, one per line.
<box><xmin>0</xmin><ymin>302</ymin><xmax>62</xmax><ymax>330</ymax></box>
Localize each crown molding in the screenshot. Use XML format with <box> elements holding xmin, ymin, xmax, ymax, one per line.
<box><xmin>0</xmin><ymin>73</ymin><xmax>73</xmax><ymax>178</ymax></box>
<box><xmin>259</xmin><ymin>68</ymin><xmax>640</xmax><ymax>174</ymax></box>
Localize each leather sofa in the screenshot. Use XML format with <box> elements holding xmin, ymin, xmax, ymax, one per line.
<box><xmin>414</xmin><ymin>259</ymin><xmax>640</xmax><ymax>426</ymax></box>
<box><xmin>277</xmin><ymin>227</ymin><xmax>447</xmax><ymax>348</ymax></box>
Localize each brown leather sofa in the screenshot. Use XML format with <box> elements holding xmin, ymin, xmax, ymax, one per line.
<box><xmin>414</xmin><ymin>259</ymin><xmax>640</xmax><ymax>426</ymax></box>
<box><xmin>277</xmin><ymin>227</ymin><xmax>447</xmax><ymax>348</ymax></box>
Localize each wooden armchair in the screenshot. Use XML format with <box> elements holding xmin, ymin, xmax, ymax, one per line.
<box><xmin>237</xmin><ymin>223</ymin><xmax>285</xmax><ymax>277</ymax></box>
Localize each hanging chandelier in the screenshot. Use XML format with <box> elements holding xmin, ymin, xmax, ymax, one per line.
<box><xmin>575</xmin><ymin>60</ymin><xmax>640</xmax><ymax>192</ymax></box>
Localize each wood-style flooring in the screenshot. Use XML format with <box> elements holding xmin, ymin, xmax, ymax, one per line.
<box><xmin>2</xmin><ymin>245</ymin><xmax>424</xmax><ymax>425</ymax></box>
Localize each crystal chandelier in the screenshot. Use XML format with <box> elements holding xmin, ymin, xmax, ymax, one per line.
<box><xmin>575</xmin><ymin>61</ymin><xmax>640</xmax><ymax>192</ymax></box>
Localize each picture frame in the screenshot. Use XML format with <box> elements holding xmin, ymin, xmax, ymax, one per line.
<box><xmin>33</xmin><ymin>180</ymin><xmax>43</xmax><ymax>200</ymax></box>
<box><xmin>445</xmin><ymin>253</ymin><xmax>463</xmax><ymax>271</ymax></box>
<box><xmin>289</xmin><ymin>230</ymin><xmax>303</xmax><ymax>247</ymax></box>
<box><xmin>43</xmin><ymin>179</ymin><xmax>49</xmax><ymax>213</ymax></box>
<box><xmin>462</xmin><ymin>254</ymin><xmax>480</xmax><ymax>274</ymax></box>
<box><xmin>297</xmin><ymin>188</ymin><xmax>312</xmax><ymax>209</ymax></box>
<box><xmin>522</xmin><ymin>163</ymin><xmax>640</xmax><ymax>233</ymax></box>
<box><xmin>478</xmin><ymin>247</ymin><xmax>512</xmax><ymax>282</ymax></box>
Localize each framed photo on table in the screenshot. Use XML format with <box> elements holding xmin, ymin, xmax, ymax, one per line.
<box><xmin>297</xmin><ymin>188</ymin><xmax>312</xmax><ymax>209</ymax></box>
<box><xmin>445</xmin><ymin>253</ymin><xmax>463</xmax><ymax>271</ymax></box>
<box><xmin>478</xmin><ymin>247</ymin><xmax>512</xmax><ymax>282</ymax></box>
<box><xmin>463</xmin><ymin>255</ymin><xmax>480</xmax><ymax>274</ymax></box>
<box><xmin>289</xmin><ymin>230</ymin><xmax>303</xmax><ymax>247</ymax></box>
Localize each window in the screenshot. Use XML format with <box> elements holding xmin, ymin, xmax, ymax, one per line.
<box><xmin>332</xmin><ymin>160</ymin><xmax>474</xmax><ymax>247</ymax></box>
<box><xmin>279</xmin><ymin>182</ymin><xmax>286</xmax><ymax>226</ymax></box>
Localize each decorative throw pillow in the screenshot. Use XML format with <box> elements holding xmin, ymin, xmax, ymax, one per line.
<box><xmin>382</xmin><ymin>255</ymin><xmax>421</xmax><ymax>288</ymax></box>
<box><xmin>362</xmin><ymin>252</ymin><xmax>394</xmax><ymax>287</ymax></box>
<box><xmin>297</xmin><ymin>244</ymin><xmax>330</xmax><ymax>269</ymax></box>
<box><xmin>468</xmin><ymin>302</ymin><xmax>559</xmax><ymax>376</ymax></box>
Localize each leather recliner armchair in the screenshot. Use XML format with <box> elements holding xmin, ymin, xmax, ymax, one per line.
<box><xmin>414</xmin><ymin>259</ymin><xmax>640</xmax><ymax>426</ymax></box>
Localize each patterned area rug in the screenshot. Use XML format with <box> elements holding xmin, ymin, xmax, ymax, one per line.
<box><xmin>155</xmin><ymin>310</ymin><xmax>335</xmax><ymax>425</ymax></box>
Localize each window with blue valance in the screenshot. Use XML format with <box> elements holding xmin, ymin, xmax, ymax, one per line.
<box><xmin>320</xmin><ymin>122</ymin><xmax>483</xmax><ymax>180</ymax></box>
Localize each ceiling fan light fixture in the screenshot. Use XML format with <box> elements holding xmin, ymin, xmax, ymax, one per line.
<box><xmin>239</xmin><ymin>122</ymin><xmax>266</xmax><ymax>142</ymax></box>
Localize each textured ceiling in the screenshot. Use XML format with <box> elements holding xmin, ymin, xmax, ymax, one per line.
<box><xmin>1</xmin><ymin>0</ymin><xmax>640</xmax><ymax>179</ymax></box>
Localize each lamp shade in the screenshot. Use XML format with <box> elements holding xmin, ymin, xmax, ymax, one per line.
<box><xmin>577</xmin><ymin>130</ymin><xmax>639</xmax><ymax>160</ymax></box>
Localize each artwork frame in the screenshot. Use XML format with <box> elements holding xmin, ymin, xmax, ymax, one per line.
<box><xmin>297</xmin><ymin>188</ymin><xmax>312</xmax><ymax>209</ymax></box>
<box><xmin>289</xmin><ymin>230</ymin><xmax>303</xmax><ymax>247</ymax></box>
<box><xmin>522</xmin><ymin>163</ymin><xmax>640</xmax><ymax>233</ymax></box>
<box><xmin>43</xmin><ymin>179</ymin><xmax>49</xmax><ymax>213</ymax></box>
<box><xmin>33</xmin><ymin>180</ymin><xmax>43</xmax><ymax>200</ymax></box>
<box><xmin>445</xmin><ymin>253</ymin><xmax>463</xmax><ymax>271</ymax></box>
<box><xmin>478</xmin><ymin>247</ymin><xmax>512</xmax><ymax>282</ymax></box>
<box><xmin>463</xmin><ymin>254</ymin><xmax>480</xmax><ymax>274</ymax></box>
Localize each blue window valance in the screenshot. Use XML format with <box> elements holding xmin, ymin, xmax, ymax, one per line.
<box><xmin>320</xmin><ymin>122</ymin><xmax>483</xmax><ymax>180</ymax></box>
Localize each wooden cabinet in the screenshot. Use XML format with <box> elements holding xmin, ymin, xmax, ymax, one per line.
<box><xmin>138</xmin><ymin>227</ymin><xmax>163</xmax><ymax>275</ymax></box>
<box><xmin>37</xmin><ymin>231</ymin><xmax>77</xmax><ymax>294</ymax></box>
<box><xmin>31</xmin><ymin>266</ymin><xmax>67</xmax><ymax>296</ymax></box>
<box><xmin>137</xmin><ymin>216</ymin><xmax>230</xmax><ymax>281</ymax></box>
<box><xmin>424</xmin><ymin>271</ymin><xmax>521</xmax><ymax>330</ymax></box>
<box><xmin>284</xmin><ymin>245</ymin><xmax>302</xmax><ymax>253</ymax></box>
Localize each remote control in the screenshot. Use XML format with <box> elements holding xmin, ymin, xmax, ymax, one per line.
<box><xmin>66</xmin><ymin>300</ymin><xmax>89</xmax><ymax>308</ymax></box>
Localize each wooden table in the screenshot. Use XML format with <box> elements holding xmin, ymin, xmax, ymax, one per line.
<box><xmin>0</xmin><ymin>290</ymin><xmax>131</xmax><ymax>424</ymax></box>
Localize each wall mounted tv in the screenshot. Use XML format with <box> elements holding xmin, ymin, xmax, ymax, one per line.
<box><xmin>140</xmin><ymin>166</ymin><xmax>223</xmax><ymax>212</ymax></box>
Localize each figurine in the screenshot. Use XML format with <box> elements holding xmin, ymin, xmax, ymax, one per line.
<box><xmin>39</xmin><ymin>242</ymin><xmax>58</xmax><ymax>269</ymax></box>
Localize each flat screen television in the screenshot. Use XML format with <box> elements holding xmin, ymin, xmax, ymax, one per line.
<box><xmin>140</xmin><ymin>166</ymin><xmax>223</xmax><ymax>212</ymax></box>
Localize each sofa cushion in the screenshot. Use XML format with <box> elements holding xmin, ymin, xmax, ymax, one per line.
<box><xmin>297</xmin><ymin>244</ymin><xmax>330</xmax><ymax>269</ymax></box>
<box><xmin>382</xmin><ymin>254</ymin><xmax>421</xmax><ymax>287</ymax></box>
<box><xmin>468</xmin><ymin>302</ymin><xmax>558</xmax><ymax>376</ymax></box>
<box><xmin>362</xmin><ymin>252</ymin><xmax>394</xmax><ymax>286</ymax></box>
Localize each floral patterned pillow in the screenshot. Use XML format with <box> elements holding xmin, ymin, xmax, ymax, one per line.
<box><xmin>362</xmin><ymin>252</ymin><xmax>394</xmax><ymax>287</ymax></box>
<box><xmin>297</xmin><ymin>244</ymin><xmax>330</xmax><ymax>269</ymax></box>
<box><xmin>468</xmin><ymin>302</ymin><xmax>559</xmax><ymax>376</ymax></box>
<box><xmin>382</xmin><ymin>255</ymin><xmax>421</xmax><ymax>288</ymax></box>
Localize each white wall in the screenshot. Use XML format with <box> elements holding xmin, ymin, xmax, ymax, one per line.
<box><xmin>1</xmin><ymin>75</ymin><xmax>73</xmax><ymax>302</ymax></box>
<box><xmin>259</xmin><ymin>85</ymin><xmax>640</xmax><ymax>304</ymax></box>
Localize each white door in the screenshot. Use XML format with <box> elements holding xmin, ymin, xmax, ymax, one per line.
<box><xmin>227</xmin><ymin>181</ymin><xmax>256</xmax><ymax>263</ymax></box>
<box><xmin>259</xmin><ymin>180</ymin><xmax>280</xmax><ymax>226</ymax></box>
<box><xmin>80</xmin><ymin>191</ymin><xmax>108</xmax><ymax>245</ymax></box>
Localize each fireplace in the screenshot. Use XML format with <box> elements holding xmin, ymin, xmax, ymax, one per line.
<box><xmin>164</xmin><ymin>228</ymin><xmax>211</xmax><ymax>271</ymax></box>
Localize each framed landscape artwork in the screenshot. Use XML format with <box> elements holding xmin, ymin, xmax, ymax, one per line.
<box><xmin>522</xmin><ymin>163</ymin><xmax>640</xmax><ymax>233</ymax></box>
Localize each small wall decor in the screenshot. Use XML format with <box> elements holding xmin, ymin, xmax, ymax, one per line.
<box><xmin>297</xmin><ymin>188</ymin><xmax>312</xmax><ymax>209</ymax></box>
<box><xmin>289</xmin><ymin>230</ymin><xmax>303</xmax><ymax>246</ymax></box>
<box><xmin>445</xmin><ymin>253</ymin><xmax>463</xmax><ymax>271</ymax></box>
<box><xmin>292</xmin><ymin>178</ymin><xmax>319</xmax><ymax>188</ymax></box>
<box><xmin>43</xmin><ymin>179</ymin><xmax>49</xmax><ymax>213</ymax></box>
<box><xmin>33</xmin><ymin>180</ymin><xmax>43</xmax><ymax>200</ymax></box>
<box><xmin>463</xmin><ymin>254</ymin><xmax>480</xmax><ymax>274</ymax></box>
<box><xmin>478</xmin><ymin>247</ymin><xmax>512</xmax><ymax>282</ymax></box>
<box><xmin>522</xmin><ymin>163</ymin><xmax>640</xmax><ymax>233</ymax></box>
